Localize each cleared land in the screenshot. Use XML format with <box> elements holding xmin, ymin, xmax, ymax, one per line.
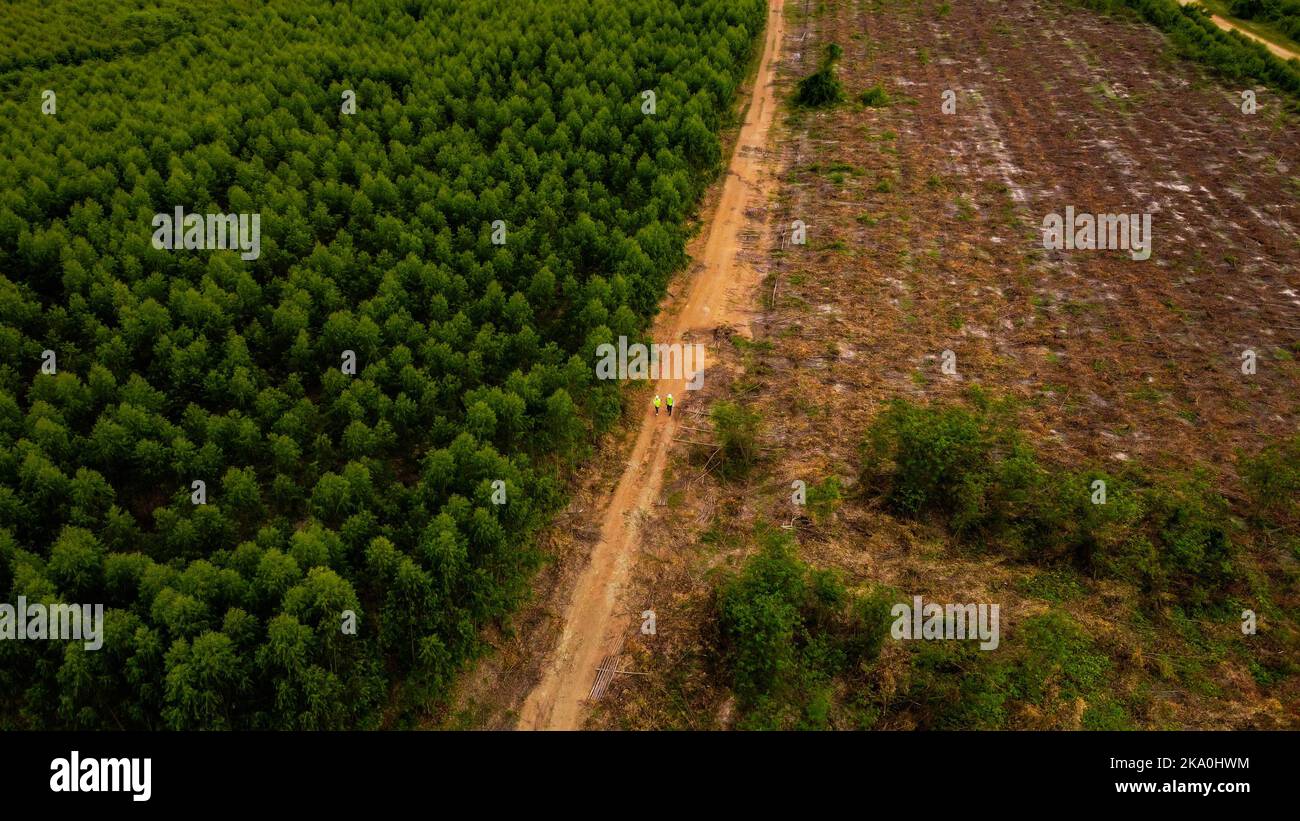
<box><xmin>585</xmin><ymin>0</ymin><xmax>1299</xmax><ymax>730</ymax></box>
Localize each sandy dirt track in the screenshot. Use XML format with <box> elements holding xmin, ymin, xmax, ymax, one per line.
<box><xmin>516</xmin><ymin>0</ymin><xmax>786</xmax><ymax>730</ymax></box>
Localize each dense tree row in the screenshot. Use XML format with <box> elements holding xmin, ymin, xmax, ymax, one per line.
<box><xmin>0</xmin><ymin>0</ymin><xmax>766</xmax><ymax>728</ymax></box>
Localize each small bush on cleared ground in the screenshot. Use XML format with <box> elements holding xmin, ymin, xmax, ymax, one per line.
<box><xmin>805</xmin><ymin>476</ymin><xmax>843</xmax><ymax>524</ymax></box>
<box><xmin>1242</xmin><ymin>432</ymin><xmax>1300</xmax><ymax>518</ymax></box>
<box><xmin>795</xmin><ymin>43</ymin><xmax>845</xmax><ymax>107</ymax></box>
<box><xmin>687</xmin><ymin>398</ymin><xmax>1289</xmax><ymax>729</ymax></box>
<box><xmin>860</xmin><ymin>393</ymin><xmax>1240</xmax><ymax>610</ymax></box>
<box><xmin>860</xmin><ymin>390</ymin><xmax>1062</xmax><ymax>546</ymax></box>
<box><xmin>714</xmin><ymin>527</ymin><xmax>892</xmax><ymax>729</ymax></box>
<box><xmin>905</xmin><ymin>610</ymin><xmax>1127</xmax><ymax>730</ymax></box>
<box><xmin>859</xmin><ymin>83</ymin><xmax>891</xmax><ymax>106</ymax></box>
<box><xmin>711</xmin><ymin>529</ymin><xmax>1133</xmax><ymax>730</ymax></box>
<box><xmin>710</xmin><ymin>401</ymin><xmax>763</xmax><ymax>479</ymax></box>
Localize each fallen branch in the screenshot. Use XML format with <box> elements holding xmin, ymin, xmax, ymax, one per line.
<box><xmin>691</xmin><ymin>446</ymin><xmax>724</xmax><ymax>485</ymax></box>
<box><xmin>674</xmin><ymin>438</ymin><xmax>722</xmax><ymax>448</ymax></box>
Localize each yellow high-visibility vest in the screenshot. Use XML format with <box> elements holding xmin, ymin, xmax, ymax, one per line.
<box><xmin>653</xmin><ymin>395</ymin><xmax>661</xmax><ymax>407</ymax></box>
<box><xmin>666</xmin><ymin>395</ymin><xmax>674</xmax><ymax>406</ymax></box>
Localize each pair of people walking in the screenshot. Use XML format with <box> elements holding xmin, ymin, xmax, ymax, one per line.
<box><xmin>653</xmin><ymin>393</ymin><xmax>674</xmax><ymax>417</ymax></box>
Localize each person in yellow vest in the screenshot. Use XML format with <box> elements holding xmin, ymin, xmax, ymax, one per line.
<box><xmin>653</xmin><ymin>394</ymin><xmax>661</xmax><ymax>415</ymax></box>
<box><xmin>666</xmin><ymin>393</ymin><xmax>674</xmax><ymax>417</ymax></box>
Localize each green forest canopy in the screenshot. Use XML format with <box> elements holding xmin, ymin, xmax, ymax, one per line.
<box><xmin>0</xmin><ymin>0</ymin><xmax>766</xmax><ymax>729</ymax></box>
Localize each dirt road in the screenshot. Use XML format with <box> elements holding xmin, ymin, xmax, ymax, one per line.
<box><xmin>516</xmin><ymin>0</ymin><xmax>785</xmax><ymax>730</ymax></box>
<box><xmin>1176</xmin><ymin>0</ymin><xmax>1300</xmax><ymax>61</ymax></box>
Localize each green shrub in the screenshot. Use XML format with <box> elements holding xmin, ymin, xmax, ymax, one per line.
<box><xmin>1027</xmin><ymin>470</ymin><xmax>1142</xmax><ymax>568</ymax></box>
<box><xmin>1241</xmin><ymin>433</ymin><xmax>1300</xmax><ymax>517</ymax></box>
<box><xmin>904</xmin><ymin>610</ymin><xmax>1122</xmax><ymax>729</ymax></box>
<box><xmin>860</xmin><ymin>392</ymin><xmax>1038</xmax><ymax>534</ymax></box>
<box><xmin>795</xmin><ymin>70</ymin><xmax>843</xmax><ymax>107</ymax></box>
<box><xmin>859</xmin><ymin>84</ymin><xmax>891</xmax><ymax>106</ymax></box>
<box><xmin>1140</xmin><ymin>477</ymin><xmax>1237</xmax><ymax>608</ymax></box>
<box><xmin>710</xmin><ymin>401</ymin><xmax>763</xmax><ymax>478</ymax></box>
<box><xmin>795</xmin><ymin>43</ymin><xmax>845</xmax><ymax>107</ymax></box>
<box><xmin>860</xmin><ymin>396</ymin><xmax>1238</xmax><ymax>607</ymax></box>
<box><xmin>805</xmin><ymin>475</ymin><xmax>843</xmax><ymax>523</ymax></box>
<box><xmin>1016</xmin><ymin>611</ymin><xmax>1112</xmax><ymax>702</ymax></box>
<box><xmin>716</xmin><ymin>533</ymin><xmax>808</xmax><ymax>706</ymax></box>
<box><xmin>715</xmin><ymin>528</ymin><xmax>891</xmax><ymax>729</ymax></box>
